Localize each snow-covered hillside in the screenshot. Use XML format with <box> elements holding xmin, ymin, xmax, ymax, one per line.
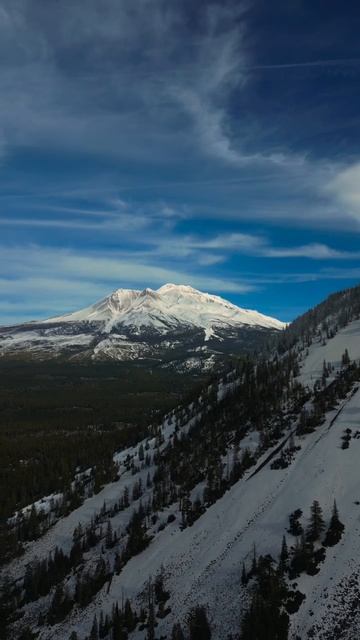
<box><xmin>0</xmin><ymin>284</ymin><xmax>284</xmax><ymax>366</ymax></box>
<box><xmin>2</xmin><ymin>298</ymin><xmax>360</xmax><ymax>640</ymax></box>
<box><xmin>298</xmin><ymin>318</ymin><xmax>360</xmax><ymax>388</ymax></box>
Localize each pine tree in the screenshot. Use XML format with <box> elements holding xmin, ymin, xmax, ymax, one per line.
<box><xmin>90</xmin><ymin>614</ymin><xmax>98</xmax><ymax>640</ymax></box>
<box><xmin>48</xmin><ymin>583</ymin><xmax>64</xmax><ymax>624</ymax></box>
<box><xmin>154</xmin><ymin>566</ymin><xmax>169</xmax><ymax>603</ymax></box>
<box><xmin>105</xmin><ymin>520</ymin><xmax>113</xmax><ymax>549</ymax></box>
<box><xmin>251</xmin><ymin>544</ymin><xmax>257</xmax><ymax>576</ymax></box>
<box><xmin>124</xmin><ymin>598</ymin><xmax>136</xmax><ymax>631</ymax></box>
<box><xmin>99</xmin><ymin>611</ymin><xmax>105</xmax><ymax>639</ymax></box>
<box><xmin>146</xmin><ymin>580</ymin><xmax>155</xmax><ymax>640</ymax></box>
<box><xmin>27</xmin><ymin>504</ymin><xmax>40</xmax><ymax>540</ymax></box>
<box><xmin>278</xmin><ymin>535</ymin><xmax>288</xmax><ymax>574</ymax></box>
<box><xmin>125</xmin><ymin>508</ymin><xmax>150</xmax><ymax>558</ymax></box>
<box><xmin>123</xmin><ymin>486</ymin><xmax>130</xmax><ymax>508</ymax></box>
<box><xmin>114</xmin><ymin>552</ymin><xmax>122</xmax><ymax>575</ymax></box>
<box><xmin>241</xmin><ymin>562</ymin><xmax>248</xmax><ymax>585</ymax></box>
<box><xmin>324</xmin><ymin>500</ymin><xmax>345</xmax><ymax>547</ymax></box>
<box><xmin>23</xmin><ymin>564</ymin><xmax>37</xmax><ymax>602</ymax></box>
<box><xmin>322</xmin><ymin>360</ymin><xmax>328</xmax><ymax>386</ymax></box>
<box><xmin>171</xmin><ymin>622</ymin><xmax>185</xmax><ymax>640</ymax></box>
<box><xmin>307</xmin><ymin>500</ymin><xmax>325</xmax><ymax>542</ymax></box>
<box><xmin>188</xmin><ymin>605</ymin><xmax>211</xmax><ymax>640</ymax></box>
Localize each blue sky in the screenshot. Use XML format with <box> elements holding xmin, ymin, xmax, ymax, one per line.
<box><xmin>1</xmin><ymin>0</ymin><xmax>360</xmax><ymax>324</ymax></box>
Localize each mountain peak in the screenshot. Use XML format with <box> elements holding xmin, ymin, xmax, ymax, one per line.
<box><xmin>157</xmin><ymin>283</ymin><xmax>200</xmax><ymax>293</ymax></box>
<box><xmin>0</xmin><ymin>284</ymin><xmax>286</xmax><ymax>363</ymax></box>
<box><xmin>45</xmin><ymin>283</ymin><xmax>285</xmax><ymax>332</ymax></box>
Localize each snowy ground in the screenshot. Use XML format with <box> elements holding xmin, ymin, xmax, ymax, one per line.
<box><xmin>28</xmin><ymin>382</ymin><xmax>360</xmax><ymax>640</ymax></box>
<box><xmin>4</xmin><ymin>317</ymin><xmax>360</xmax><ymax>639</ymax></box>
<box><xmin>298</xmin><ymin>318</ymin><xmax>360</xmax><ymax>388</ymax></box>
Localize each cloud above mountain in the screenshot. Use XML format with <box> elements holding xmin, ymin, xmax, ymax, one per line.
<box><xmin>0</xmin><ymin>0</ymin><xmax>359</xmax><ymax>322</ymax></box>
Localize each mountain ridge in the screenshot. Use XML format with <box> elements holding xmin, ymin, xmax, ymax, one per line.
<box><xmin>0</xmin><ymin>283</ymin><xmax>285</xmax><ymax>367</ymax></box>
<box><xmin>45</xmin><ymin>283</ymin><xmax>285</xmax><ymax>333</ymax></box>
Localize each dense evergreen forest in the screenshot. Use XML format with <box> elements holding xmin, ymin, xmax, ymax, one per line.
<box><xmin>0</xmin><ymin>361</ymin><xmax>208</xmax><ymax>523</ymax></box>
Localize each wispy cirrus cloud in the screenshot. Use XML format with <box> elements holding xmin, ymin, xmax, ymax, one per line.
<box><xmin>0</xmin><ymin>1</ymin><xmax>360</xmax><ymax>324</ymax></box>
<box><xmin>0</xmin><ymin>208</ymin><xmax>358</xmax><ymax>265</ymax></box>
<box><xmin>0</xmin><ymin>244</ymin><xmax>255</xmax><ymax>323</ymax></box>
<box><xmin>151</xmin><ymin>232</ymin><xmax>360</xmax><ymax>261</ymax></box>
<box><xmin>1</xmin><ymin>242</ymin><xmax>360</xmax><ymax>325</ymax></box>
<box><xmin>0</xmin><ymin>0</ymin><xmax>309</xmax><ymax>171</ymax></box>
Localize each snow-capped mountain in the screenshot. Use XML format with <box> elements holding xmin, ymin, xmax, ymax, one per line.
<box><xmin>48</xmin><ymin>283</ymin><xmax>284</xmax><ymax>333</ymax></box>
<box><xmin>0</xmin><ymin>284</ymin><xmax>285</xmax><ymax>367</ymax></box>
<box><xmin>2</xmin><ymin>284</ymin><xmax>360</xmax><ymax>640</ymax></box>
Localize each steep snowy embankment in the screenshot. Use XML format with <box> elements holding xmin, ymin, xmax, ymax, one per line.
<box><xmin>36</xmin><ymin>381</ymin><xmax>360</xmax><ymax>640</ymax></box>
<box><xmin>4</xmin><ymin>316</ymin><xmax>360</xmax><ymax>640</ymax></box>
<box><xmin>299</xmin><ymin>318</ymin><xmax>360</xmax><ymax>388</ymax></box>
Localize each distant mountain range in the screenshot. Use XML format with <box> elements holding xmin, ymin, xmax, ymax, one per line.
<box><xmin>0</xmin><ymin>284</ymin><xmax>285</xmax><ymax>369</ymax></box>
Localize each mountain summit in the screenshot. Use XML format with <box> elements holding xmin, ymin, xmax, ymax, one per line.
<box><xmin>0</xmin><ymin>284</ymin><xmax>285</xmax><ymax>367</ymax></box>
<box><xmin>49</xmin><ymin>283</ymin><xmax>285</xmax><ymax>334</ymax></box>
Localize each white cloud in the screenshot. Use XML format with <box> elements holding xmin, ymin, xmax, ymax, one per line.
<box><xmin>326</xmin><ymin>162</ymin><xmax>360</xmax><ymax>223</ymax></box>
<box><xmin>263</xmin><ymin>243</ymin><xmax>360</xmax><ymax>260</ymax></box>
<box><xmin>184</xmin><ymin>233</ymin><xmax>360</xmax><ymax>260</ymax></box>
<box><xmin>0</xmin><ymin>245</ymin><xmax>254</xmax><ymax>323</ymax></box>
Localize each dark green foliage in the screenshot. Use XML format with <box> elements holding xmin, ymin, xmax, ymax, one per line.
<box><xmin>241</xmin><ymin>562</ymin><xmax>248</xmax><ymax>585</ymax></box>
<box><xmin>342</xmin><ymin>349</ymin><xmax>350</xmax><ymax>366</ymax></box>
<box><xmin>188</xmin><ymin>605</ymin><xmax>211</xmax><ymax>640</ymax></box>
<box><xmin>323</xmin><ymin>501</ymin><xmax>344</xmax><ymax>547</ymax></box>
<box><xmin>288</xmin><ymin>509</ymin><xmax>303</xmax><ymax>537</ymax></box>
<box><xmin>124</xmin><ymin>506</ymin><xmax>151</xmax><ymax>559</ymax></box>
<box><xmin>284</xmin><ymin>590</ymin><xmax>306</xmax><ymax>615</ymax></box>
<box><xmin>240</xmin><ymin>555</ymin><xmax>290</xmax><ymax>640</ymax></box>
<box><xmin>123</xmin><ymin>599</ymin><xmax>136</xmax><ymax>632</ymax></box>
<box><xmin>84</xmin><ymin>599</ymin><xmax>138</xmax><ymax>640</ymax></box>
<box><xmin>0</xmin><ymin>359</ymin><xmax>203</xmax><ymax>527</ymax></box>
<box><xmin>341</xmin><ymin>429</ymin><xmax>351</xmax><ymax>450</ymax></box>
<box><xmin>278</xmin><ymin>536</ymin><xmax>288</xmax><ymax>574</ymax></box>
<box><xmin>289</xmin><ymin>534</ymin><xmax>316</xmax><ymax>577</ymax></box>
<box><xmin>48</xmin><ymin>583</ymin><xmax>73</xmax><ymax>624</ymax></box>
<box><xmin>105</xmin><ymin>519</ymin><xmax>114</xmax><ymax>549</ymax></box>
<box><xmin>145</xmin><ymin>579</ymin><xmax>156</xmax><ymax>640</ymax></box>
<box><xmin>23</xmin><ymin>545</ymin><xmax>77</xmax><ymax>605</ymax></box>
<box><xmin>75</xmin><ymin>557</ymin><xmax>109</xmax><ymax>608</ymax></box>
<box><xmin>251</xmin><ymin>545</ymin><xmax>258</xmax><ymax>576</ymax></box>
<box><xmin>154</xmin><ymin>567</ymin><xmax>170</xmax><ymax>604</ymax></box>
<box><xmin>112</xmin><ymin>601</ymin><xmax>132</xmax><ymax>639</ymax></box>
<box><xmin>90</xmin><ymin>615</ymin><xmax>99</xmax><ymax>640</ymax></box>
<box><xmin>306</xmin><ymin>501</ymin><xmax>325</xmax><ymax>542</ymax></box>
<box><xmin>17</xmin><ymin>628</ymin><xmax>38</xmax><ymax>640</ymax></box>
<box><xmin>240</xmin><ymin>497</ymin><xmax>344</xmax><ymax>640</ymax></box>
<box><xmin>171</xmin><ymin>622</ymin><xmax>185</xmax><ymax>639</ymax></box>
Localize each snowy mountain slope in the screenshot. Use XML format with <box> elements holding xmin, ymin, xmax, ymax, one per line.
<box><xmin>298</xmin><ymin>318</ymin><xmax>360</xmax><ymax>388</ymax></box>
<box><xmin>0</xmin><ymin>284</ymin><xmax>285</xmax><ymax>366</ymax></box>
<box><xmin>2</xmin><ymin>285</ymin><xmax>360</xmax><ymax>640</ymax></box>
<box><xmin>49</xmin><ymin>284</ymin><xmax>285</xmax><ymax>332</ymax></box>
<box><xmin>3</xmin><ymin>308</ymin><xmax>360</xmax><ymax>640</ymax></box>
